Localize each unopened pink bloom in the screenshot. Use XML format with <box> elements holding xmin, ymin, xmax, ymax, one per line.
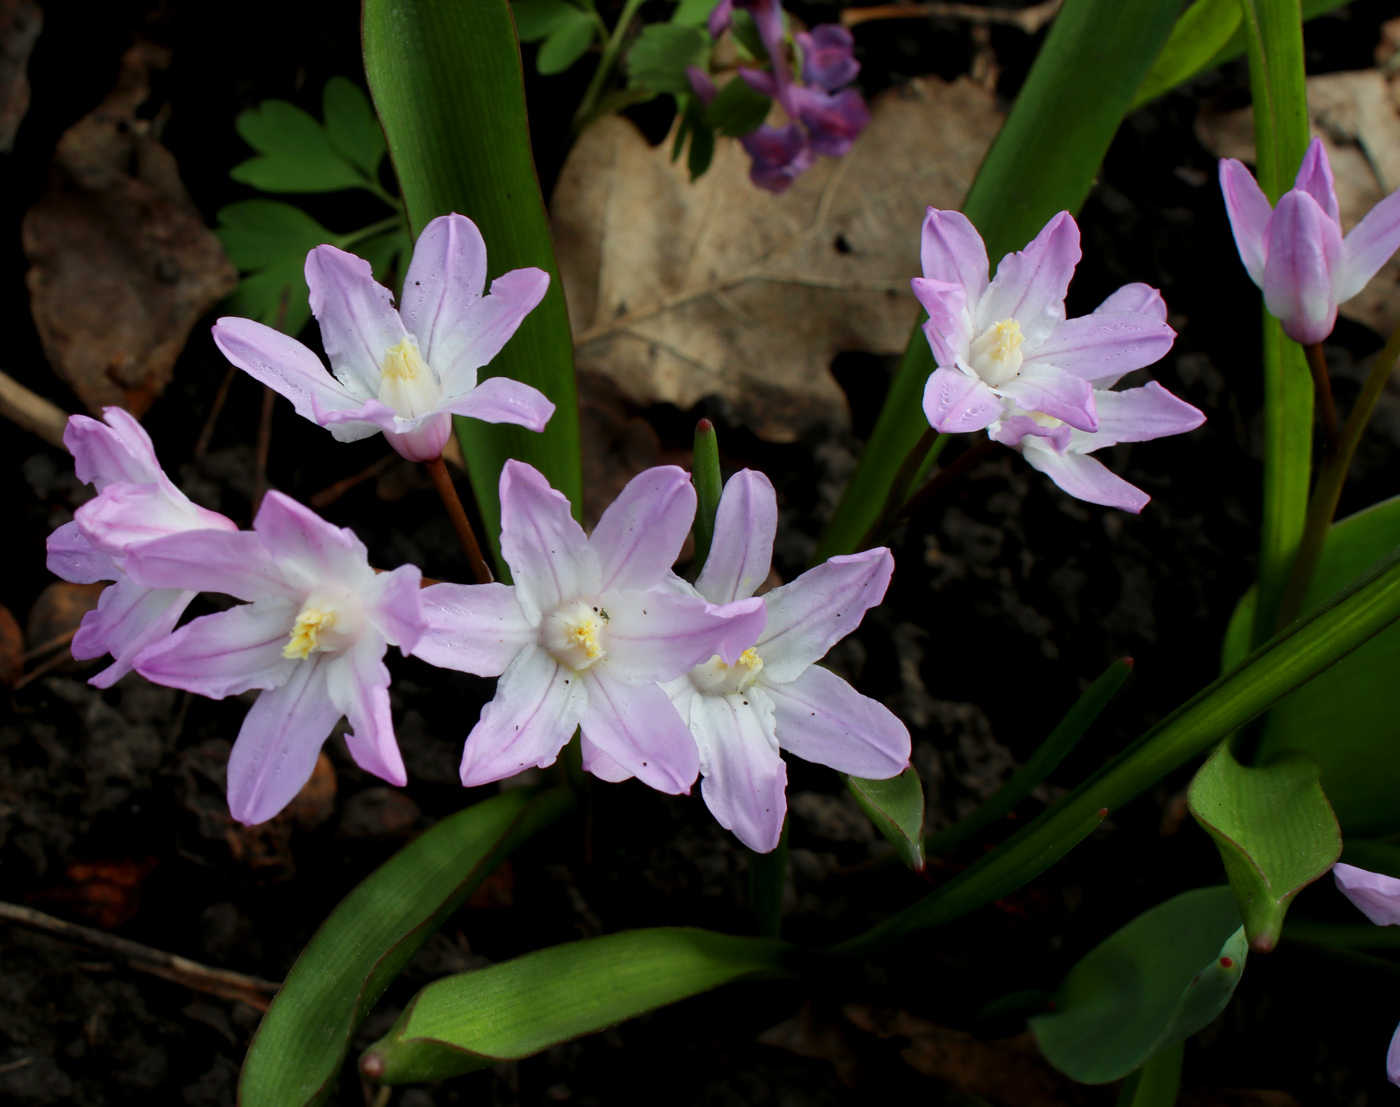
<box><xmin>914</xmin><ymin>209</ymin><xmax>1200</xmax><ymax>512</ymax></box>
<box><xmin>662</xmin><ymin>470</ymin><xmax>909</xmax><ymax>852</ymax></box>
<box><xmin>212</xmin><ymin>213</ymin><xmax>554</xmax><ymax>463</ymax></box>
<box><xmin>411</xmin><ymin>461</ymin><xmax>767</xmax><ymax>794</ymax></box>
<box><xmin>1333</xmin><ymin>863</ymin><xmax>1400</xmax><ymax>1085</ymax></box>
<box><xmin>1221</xmin><ymin>138</ymin><xmax>1400</xmax><ymax>345</ymax></box>
<box><xmin>45</xmin><ymin>409</ymin><xmax>236</xmax><ymax>688</ymax></box>
<box><xmin>123</xmin><ymin>493</ymin><xmax>425</xmax><ymax>825</ymax></box>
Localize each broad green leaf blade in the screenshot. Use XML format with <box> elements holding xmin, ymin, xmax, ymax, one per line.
<box><xmin>537</xmin><ymin>14</ymin><xmax>596</xmax><ymax>75</ymax></box>
<box><xmin>833</xmin><ymin>540</ymin><xmax>1400</xmax><ymax>956</ymax></box>
<box><xmin>816</xmin><ymin>0</ymin><xmax>1183</xmax><ymax>561</ymax></box>
<box><xmin>361</xmin><ymin>928</ymin><xmax>795</xmax><ymax>1083</ymax></box>
<box><xmin>1030</xmin><ymin>888</ymin><xmax>1247</xmax><ymax>1084</ymax></box>
<box><xmin>238</xmin><ymin>786</ymin><xmax>573</xmax><ymax>1107</ymax></box>
<box><xmin>322</xmin><ymin>76</ymin><xmax>388</xmax><ymax>177</ymax></box>
<box><xmin>1116</xmin><ymin>1042</ymin><xmax>1184</xmax><ymax>1107</ymax></box>
<box><xmin>1188</xmin><ymin>744</ymin><xmax>1341</xmax><ymax>951</ymax></box>
<box><xmin>365</xmin><ymin>0</ymin><xmax>584</xmax><ymax>556</ymax></box>
<box><xmin>846</xmin><ymin>768</ymin><xmax>925</xmax><ymax>871</ymax></box>
<box><xmin>925</xmin><ymin>657</ymin><xmax>1133</xmax><ymax>856</ymax></box>
<box><xmin>232</xmin><ymin>99</ymin><xmax>367</xmax><ymax>193</ymax></box>
<box><xmin>705</xmin><ymin>76</ymin><xmax>771</xmax><ymax>137</ymax></box>
<box><xmin>627</xmin><ymin>23</ymin><xmax>710</xmax><ymax>94</ymax></box>
<box><xmin>1255</xmin><ymin>494</ymin><xmax>1400</xmax><ymax>832</ymax></box>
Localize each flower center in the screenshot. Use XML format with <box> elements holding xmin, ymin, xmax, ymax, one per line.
<box><xmin>543</xmin><ymin>599</ymin><xmax>609</xmax><ymax>672</ymax></box>
<box><xmin>282</xmin><ymin>590</ymin><xmax>362</xmax><ymax>660</ymax></box>
<box><xmin>689</xmin><ymin>647</ymin><xmax>764</xmax><ymax>696</ymax></box>
<box><xmin>378</xmin><ymin>337</ymin><xmax>441</xmax><ymax>420</ymax></box>
<box><xmin>968</xmin><ymin>317</ymin><xmax>1025</xmax><ymax>388</ymax></box>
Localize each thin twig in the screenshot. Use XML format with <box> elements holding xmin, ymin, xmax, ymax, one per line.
<box><xmin>424</xmin><ymin>456</ymin><xmax>494</xmax><ymax>584</ymax></box>
<box><xmin>21</xmin><ymin>626</ymin><xmax>77</xmax><ymax>663</ymax></box>
<box><xmin>252</xmin><ymin>385</ymin><xmax>275</xmax><ymax>515</ymax></box>
<box><xmin>14</xmin><ymin>648</ymin><xmax>77</xmax><ymax>692</ymax></box>
<box><xmin>1304</xmin><ymin>342</ymin><xmax>1340</xmax><ymax>459</ymax></box>
<box><xmin>0</xmin><ymin>1057</ymin><xmax>32</xmax><ymax>1077</ymax></box>
<box><xmin>309</xmin><ymin>453</ymin><xmax>399</xmax><ymax>510</ymax></box>
<box><xmin>842</xmin><ymin>0</ymin><xmax>1061</xmax><ymax>32</ymax></box>
<box><xmin>0</xmin><ymin>367</ymin><xmax>69</xmax><ymax>448</ymax></box>
<box><xmin>194</xmin><ymin>364</ymin><xmax>239</xmax><ymax>459</ymax></box>
<box><xmin>0</xmin><ymin>901</ymin><xmax>280</xmax><ymax>1011</ymax></box>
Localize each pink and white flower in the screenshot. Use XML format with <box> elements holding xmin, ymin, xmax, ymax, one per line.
<box><xmin>1220</xmin><ymin>137</ymin><xmax>1400</xmax><ymax>345</ymax></box>
<box><xmin>45</xmin><ymin>409</ymin><xmax>237</xmax><ymax>688</ymax></box>
<box><xmin>122</xmin><ymin>493</ymin><xmax>425</xmax><ymax>825</ymax></box>
<box><xmin>662</xmin><ymin>470</ymin><xmax>910</xmax><ymax>852</ymax></box>
<box><xmin>914</xmin><ymin>208</ymin><xmax>1202</xmax><ymax>512</ymax></box>
<box><xmin>211</xmin><ymin>213</ymin><xmax>555</xmax><ymax>463</ymax></box>
<box><xmin>411</xmin><ymin>461</ymin><xmax>767</xmax><ymax>794</ymax></box>
<box><xmin>1333</xmin><ymin>863</ymin><xmax>1400</xmax><ymax>1085</ymax></box>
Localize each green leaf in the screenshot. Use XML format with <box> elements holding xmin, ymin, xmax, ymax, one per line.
<box><xmin>360</xmin><ymin>929</ymin><xmax>795</xmax><ymax>1084</ymax></box>
<box><xmin>672</xmin><ymin>0</ymin><xmax>721</xmax><ymax>27</ymax></box>
<box><xmin>627</xmin><ymin>23</ymin><xmax>710</xmax><ymax>94</ymax></box>
<box><xmin>727</xmin><ymin>9</ymin><xmax>766</xmax><ymax>61</ymax></box>
<box><xmin>688</xmin><ymin>117</ymin><xmax>715</xmax><ymax>179</ymax></box>
<box><xmin>691</xmin><ymin>417</ymin><xmax>721</xmax><ymax>572</ymax></box>
<box><xmin>705</xmin><ymin>75</ymin><xmax>771</xmax><ymax>137</ymax></box>
<box><xmin>1255</xmin><ymin>493</ymin><xmax>1400</xmax><ymax>832</ymax></box>
<box><xmin>238</xmin><ymin>786</ymin><xmax>574</xmax><ymax>1107</ymax></box>
<box><xmin>354</xmin><ymin>227</ymin><xmax>415</xmax><ymax>294</ymax></box>
<box><xmin>537</xmin><ymin>14</ymin><xmax>597</xmax><ymax>75</ymax></box>
<box><xmin>1030</xmin><ymin>887</ymin><xmax>1247</xmax><ymax>1084</ymax></box>
<box><xmin>322</xmin><ymin>76</ymin><xmax>387</xmax><ymax>177</ymax></box>
<box><xmin>816</xmin><ymin>0</ymin><xmax>1184</xmax><ymax>561</ymax></box>
<box><xmin>214</xmin><ymin>200</ymin><xmax>339</xmax><ymax>334</ymax></box>
<box><xmin>1116</xmin><ymin>1043</ymin><xmax>1184</xmax><ymax>1107</ymax></box>
<box><xmin>925</xmin><ymin>657</ymin><xmax>1133</xmax><ymax>856</ymax></box>
<box><xmin>1188</xmin><ymin>744</ymin><xmax>1341</xmax><ymax>951</ymax></box>
<box><xmin>364</xmin><ymin>0</ymin><xmax>584</xmax><ymax>559</ymax></box>
<box><xmin>232</xmin><ymin>99</ymin><xmax>368</xmax><ymax>193</ymax></box>
<box><xmin>846</xmin><ymin>768</ymin><xmax>925</xmax><ymax>871</ymax></box>
<box><xmin>512</xmin><ymin>0</ymin><xmax>586</xmax><ymax>41</ymax></box>
<box><xmin>222</xmin><ymin>265</ymin><xmax>314</xmax><ymax>336</ymax></box>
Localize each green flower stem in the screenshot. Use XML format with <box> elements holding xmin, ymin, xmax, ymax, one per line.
<box><xmin>573</xmin><ymin>0</ymin><xmax>648</xmax><ymax>132</ymax></box>
<box><xmin>748</xmin><ymin>821</ymin><xmax>789</xmax><ymax>938</ymax></box>
<box><xmin>692</xmin><ymin>418</ymin><xmax>723</xmax><ymax>573</ymax></box>
<box><xmin>1303</xmin><ymin>342</ymin><xmax>1340</xmax><ymax>459</ymax></box>
<box><xmin>854</xmin><ymin>428</ymin><xmax>945</xmax><ymax>552</ymax></box>
<box><xmin>334</xmin><ymin>214</ymin><xmax>407</xmax><ymax>248</ymax></box>
<box><xmin>1276</xmin><ymin>322</ymin><xmax>1400</xmax><ymax>629</ymax></box>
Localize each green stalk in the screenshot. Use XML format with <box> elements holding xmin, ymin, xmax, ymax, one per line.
<box><xmin>573</xmin><ymin>0</ymin><xmax>647</xmax><ymax>132</ymax></box>
<box><xmin>748</xmin><ymin>821</ymin><xmax>789</xmax><ymax>938</ymax></box>
<box><xmin>691</xmin><ymin>418</ymin><xmax>722</xmax><ymax>573</ymax></box>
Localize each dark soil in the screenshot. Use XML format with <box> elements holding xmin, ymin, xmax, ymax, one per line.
<box><xmin>2</xmin><ymin>1</ymin><xmax>1398</xmax><ymax>1105</ymax></box>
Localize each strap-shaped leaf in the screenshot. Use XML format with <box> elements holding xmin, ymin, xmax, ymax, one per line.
<box><xmin>364</xmin><ymin>0</ymin><xmax>584</xmax><ymax>558</ymax></box>
<box><xmin>846</xmin><ymin>768</ymin><xmax>925</xmax><ymax>871</ymax></box>
<box><xmin>1031</xmin><ymin>887</ymin><xmax>1247</xmax><ymax>1084</ymax></box>
<box><xmin>1188</xmin><ymin>744</ymin><xmax>1340</xmax><ymax>951</ymax></box>
<box><xmin>238</xmin><ymin>786</ymin><xmax>574</xmax><ymax>1107</ymax></box>
<box><xmin>360</xmin><ymin>928</ymin><xmax>796</xmax><ymax>1083</ymax></box>
<box><xmin>816</xmin><ymin>0</ymin><xmax>1183</xmax><ymax>560</ymax></box>
<box><xmin>1116</xmin><ymin>1042</ymin><xmax>1184</xmax><ymax>1107</ymax></box>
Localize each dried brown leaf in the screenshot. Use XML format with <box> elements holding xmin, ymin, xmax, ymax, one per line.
<box><xmin>0</xmin><ymin>602</ymin><xmax>22</xmax><ymax>686</ymax></box>
<box><xmin>0</xmin><ymin>0</ymin><xmax>40</xmax><ymax>151</ymax></box>
<box><xmin>21</xmin><ymin>41</ymin><xmax>236</xmax><ymax>415</ymax></box>
<box><xmin>551</xmin><ymin>76</ymin><xmax>1001</xmax><ymax>442</ymax></box>
<box><xmin>26</xmin><ymin>580</ymin><xmax>104</xmax><ymax>670</ymax></box>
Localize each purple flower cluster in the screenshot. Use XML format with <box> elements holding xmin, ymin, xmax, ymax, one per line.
<box><xmin>696</xmin><ymin>0</ymin><xmax>868</xmax><ymax>193</ymax></box>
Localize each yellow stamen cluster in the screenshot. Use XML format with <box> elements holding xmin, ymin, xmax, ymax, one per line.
<box><xmin>283</xmin><ymin>608</ymin><xmax>336</xmax><ymax>660</ymax></box>
<box><xmin>381</xmin><ymin>338</ymin><xmax>428</xmax><ymax>384</ymax></box>
<box><xmin>568</xmin><ymin>617</ymin><xmax>605</xmax><ymax>661</ymax></box>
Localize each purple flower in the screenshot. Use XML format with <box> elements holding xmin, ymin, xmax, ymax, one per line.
<box><xmin>45</xmin><ymin>409</ymin><xmax>237</xmax><ymax>688</ymax></box>
<box><xmin>212</xmin><ymin>213</ymin><xmax>555</xmax><ymax>463</ymax></box>
<box><xmin>1220</xmin><ymin>137</ymin><xmax>1400</xmax><ymax>345</ymax></box>
<box><xmin>662</xmin><ymin>470</ymin><xmax>910</xmax><ymax>852</ymax></box>
<box><xmin>740</xmin><ymin>124</ymin><xmax>816</xmax><ymax>194</ymax></box>
<box><xmin>795</xmin><ymin>25</ymin><xmax>859</xmax><ymax>91</ymax></box>
<box><xmin>1333</xmin><ymin>863</ymin><xmax>1400</xmax><ymax>1086</ymax></box>
<box><xmin>788</xmin><ymin>85</ymin><xmax>868</xmax><ymax>158</ymax></box>
<box><xmin>411</xmin><ymin>461</ymin><xmax>767</xmax><ymax>794</ymax></box>
<box><xmin>121</xmin><ymin>492</ymin><xmax>425</xmax><ymax>825</ymax></box>
<box><xmin>914</xmin><ymin>208</ymin><xmax>1201</xmax><ymax>513</ymax></box>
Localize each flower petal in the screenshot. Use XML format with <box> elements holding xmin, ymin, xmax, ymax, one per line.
<box><xmin>368</xmin><ymin>563</ymin><xmax>426</xmax><ymax>653</ymax></box>
<box><xmin>998</xmin><ymin>362</ymin><xmax>1098</xmax><ymax>431</ymax></box>
<box><xmin>602</xmin><ymin>590</ymin><xmax>766</xmax><ymax>682</ymax></box>
<box><xmin>47</xmin><ymin>521</ymin><xmax>118</xmax><ymax>584</ymax></box>
<box><xmin>1094</xmin><ymin>282</ymin><xmax>1167</xmax><ymax>321</ymax></box>
<box><xmin>437</xmin><ymin>267</ymin><xmax>551</xmax><ymax>397</ymax></box>
<box><xmin>65</xmin><ymin>408</ymin><xmax>161</xmax><ymax>489</ymax></box>
<box><xmin>922</xmin><ymin>366</ymin><xmax>1003</xmax><ymax>432</ymax></box>
<box><xmin>459</xmin><ymin>643</ymin><xmax>585</xmax><ymax>786</ymax></box>
<box><xmin>1333</xmin><ymin>862</ymin><xmax>1400</xmax><ymax>926</ymax></box>
<box><xmin>383</xmin><ymin>414</ymin><xmax>454</xmax><ymax>463</ymax></box>
<box><xmin>1020</xmin><ymin>438</ymin><xmax>1148</xmax><ymax>513</ymax></box>
<box><xmin>1336</xmin><ymin>188</ymin><xmax>1400</xmax><ymax>303</ymax></box>
<box><xmin>1389</xmin><ymin>1022</ymin><xmax>1400</xmax><ymax>1088</ymax></box>
<box><xmin>443</xmin><ymin>376</ymin><xmax>555</xmax><ymax>432</ymax></box>
<box><xmin>74</xmin><ymin>580</ymin><xmax>194</xmax><ymax>689</ymax></box>
<box><xmin>695</xmin><ymin>469</ymin><xmax>777</xmax><ymax>605</ymax></box>
<box><xmin>764</xmin><ymin>665</ymin><xmax>909</xmax><ymax>777</ymax></box>
<box><xmin>919</xmin><ymin>208</ymin><xmax>989</xmax><ymax>304</ymax></box>
<box><xmin>757</xmin><ymin>549</ymin><xmax>893</xmax><ymax>684</ymax></box>
<box><xmin>122</xmin><ymin>529</ymin><xmax>294</xmax><ymax>602</ymax></box>
<box><xmin>412</xmin><ymin>582</ymin><xmax>535</xmax><ymax>676</ymax></box>
<box><xmin>580</xmin><ymin>733</ymin><xmax>634</xmax><ymax>782</ymax></box>
<box><xmin>253</xmin><ymin>491</ymin><xmax>374</xmax><ymax>592</ymax></box>
<box><xmin>579</xmin><ymin>666</ymin><xmax>699</xmax><ymax>794</ymax></box>
<box><xmin>75</xmin><ymin>483</ymin><xmax>234</xmax><ymax>558</ymax></box>
<box><xmin>591</xmin><ymin>465</ymin><xmax>695</xmax><ymax>594</ymax></box>
<box><xmin>227</xmin><ymin>655</ymin><xmax>341</xmax><ymax>825</ymax></box>
<box><xmin>327</xmin><ymin>635</ymin><xmax>406</xmax><ymax>786</ymax></box>
<box><xmin>1219</xmin><ymin>158</ymin><xmax>1273</xmax><ymax>287</ymax></box>
<box><xmin>1262</xmin><ymin>189</ymin><xmax>1344</xmax><ymax>345</ymax></box>
<box><xmin>795</xmin><ymin>24</ymin><xmax>859</xmax><ymax>91</ymax></box>
<box><xmin>1082</xmin><ymin>382</ymin><xmax>1204</xmax><ymax>448</ymax></box>
<box><xmin>977</xmin><ymin>211</ymin><xmax>1079</xmax><ymax>343</ymax></box>
<box><xmin>212</xmin><ymin>317</ymin><xmax>368</xmax><ymax>426</ymax></box>
<box><xmin>305</xmin><ymin>244</ymin><xmax>408</xmax><ymax>395</ymax></box>
<box><xmin>399</xmin><ymin>213</ymin><xmax>488</xmax><ymax>365</ymax></box>
<box><xmin>990</xmin><ymin>414</ymin><xmax>1073</xmax><ymax>452</ymax></box>
<box><xmin>911</xmin><ymin>277</ymin><xmax>969</xmax><ymax>366</ymax></box>
<box><xmin>1026</xmin><ymin>312</ymin><xmax>1176</xmax><ymax>382</ymax></box>
<box><xmin>136</xmin><ymin>600</ymin><xmax>299</xmax><ymax>698</ymax></box>
<box><xmin>499</xmin><ymin>460</ymin><xmax>599</xmax><ymax>624</ymax></box>
<box><xmin>790</xmin><ymin>86</ymin><xmax>868</xmax><ymax>158</ymax></box>
<box><xmin>691</xmin><ymin>689</ymin><xmax>787</xmax><ymax>853</ymax></box>
<box><xmin>1293</xmin><ymin>137</ymin><xmax>1340</xmax><ymax>224</ymax></box>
